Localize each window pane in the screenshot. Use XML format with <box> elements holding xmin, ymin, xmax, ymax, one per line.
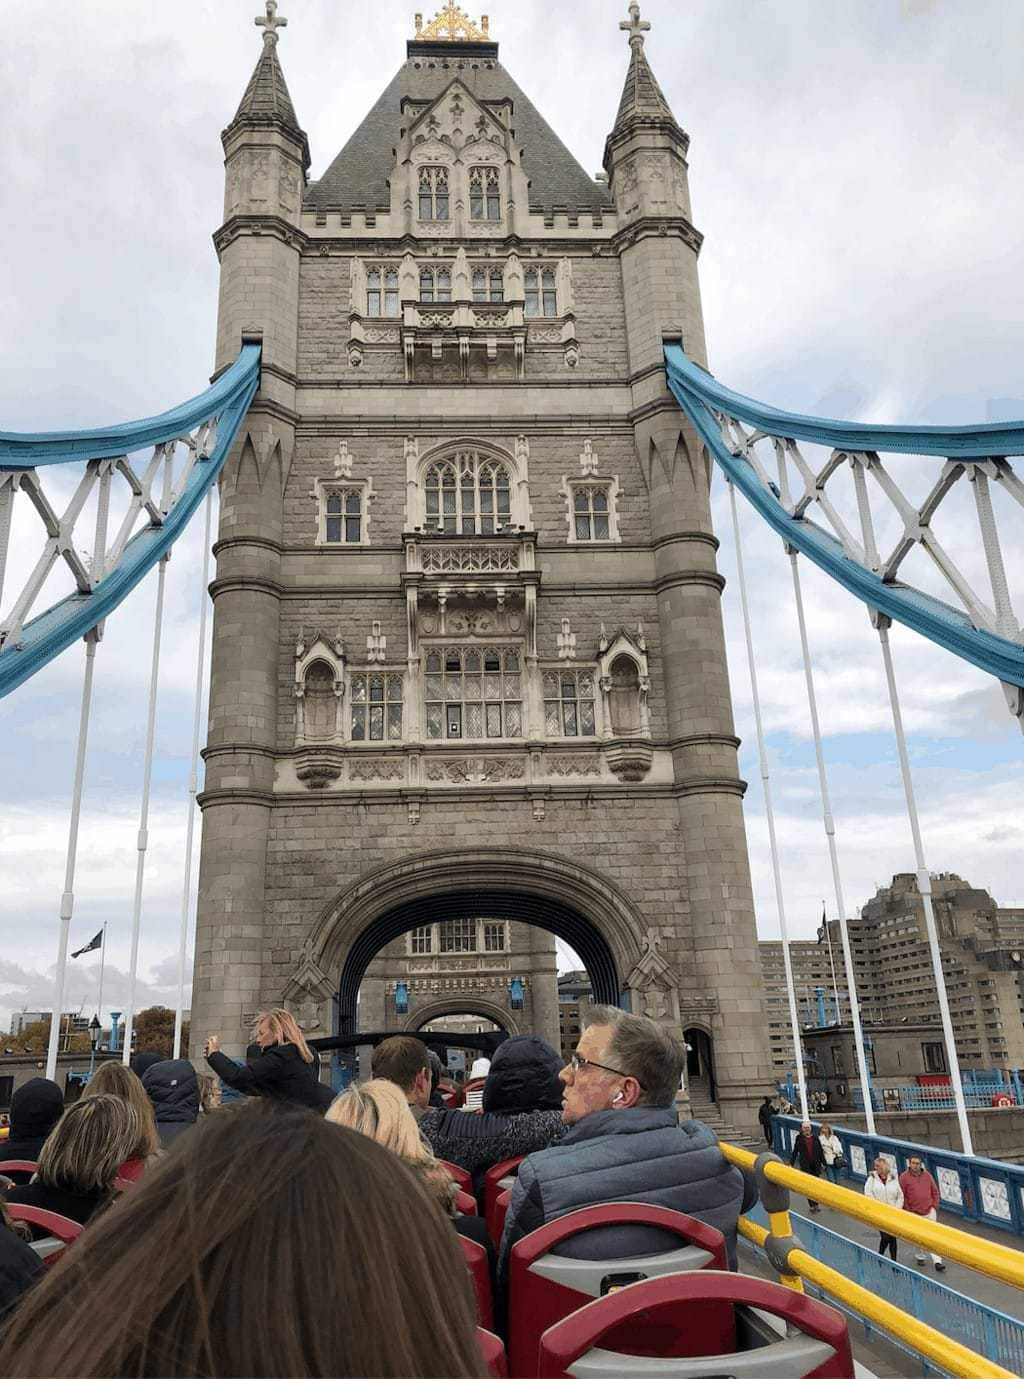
<box><xmin>471</xmin><ymin>194</ymin><xmax>484</xmax><ymax>219</ymax></box>
<box><xmin>445</xmin><ymin>675</ymin><xmax>462</xmax><ymax>698</ymax></box>
<box><xmin>542</xmin><ymin>671</ymin><xmax>559</xmax><ymax>698</ymax></box>
<box><xmin>384</xmin><ymin>290</ymin><xmax>398</xmax><ymax>315</ymax></box>
<box><xmin>326</xmin><ymin>517</ymin><xmax>342</xmax><ymax>542</ymax></box>
<box><xmin>503</xmin><ymin>649</ymin><xmax>519</xmax><ymax>671</ymax></box>
<box><xmin>436</xmin><ymin>195</ymin><xmax>449</xmax><ymax>220</ymax></box>
<box><xmin>385</xmin><ymin>270</ymin><xmax>398</xmax><ymax>289</ymax></box>
<box><xmin>545</xmin><ymin>702</ymin><xmax>561</xmax><ymax>735</ymax></box>
<box><xmin>425</xmin><ymin>674</ymin><xmax>443</xmax><ymax>699</ymax></box>
<box><xmin>369</xmin><ymin>706</ymin><xmax>384</xmax><ymax>739</ymax></box>
<box><xmin>580</xmin><ymin>701</ymin><xmax>596</xmax><ymax>736</ymax></box>
<box><xmin>386</xmin><ymin>675</ymin><xmax>403</xmax><ymax>700</ymax></box>
<box><xmin>366</xmin><ymin>292</ymin><xmax>381</xmax><ymax>318</ymax></box>
<box><xmin>426</xmin><ymin>651</ymin><xmax>442</xmax><ymax>673</ymax></box>
<box><xmin>575</xmin><ymin>516</ymin><xmax>591</xmax><ymax>540</ymax></box>
<box><xmin>525</xmin><ymin>290</ymin><xmax>540</xmax><ymax>316</ymax></box>
<box><xmin>503</xmin><ymin>674</ymin><xmax>520</xmax><ymax>698</ymax></box>
<box><xmin>562</xmin><ymin>703</ymin><xmax>578</xmax><ymax>735</ymax></box>
<box><xmin>345</xmin><ymin>492</ymin><xmax>361</xmax><ymax>514</ymax></box>
<box><xmin>579</xmin><ymin>672</ymin><xmax>594</xmax><ymax>697</ymax></box>
<box><xmin>446</xmin><ymin>705</ymin><xmax>462</xmax><ymax>738</ymax></box>
<box><xmin>368</xmin><ymin>270</ymin><xmax>381</xmax><ymax>288</ymax></box>
<box><xmin>574</xmin><ymin>490</ymin><xmax>589</xmax><ymax>512</ymax></box>
<box><xmin>593</xmin><ymin>515</ymin><xmax>609</xmax><ymax>539</ymax></box>
<box><xmin>464</xmin><ymin>674</ymin><xmax>481</xmax><ymax>700</ymax></box>
<box><xmin>426</xmin><ymin>703</ymin><xmax>443</xmax><ymax>739</ymax></box>
<box><xmin>506</xmin><ymin>702</ymin><xmax>522</xmax><ymax>736</ymax></box>
<box><xmin>484</xmin><ymin>674</ymin><xmax>501</xmax><ymax>700</ymax></box>
<box><xmin>466</xmin><ymin>703</ymin><xmax>484</xmax><ymax>737</ymax></box>
<box><xmin>593</xmin><ymin>490</ymin><xmax>608</xmax><ymax>512</ymax></box>
<box><xmin>561</xmin><ymin>674</ymin><xmax>577</xmax><ymax>700</ymax></box>
<box><xmin>351</xmin><ymin>678</ymin><xmax>367</xmax><ymax>703</ymax></box>
<box><xmin>387</xmin><ymin>703</ymin><xmax>402</xmax><ymax>739</ymax></box>
<box><xmin>351</xmin><ymin>705</ymin><xmax>366</xmax><ymax>740</ymax></box>
<box><xmin>345</xmin><ymin>517</ymin><xmax>361</xmax><ymax>542</ymax></box>
<box><xmin>543</xmin><ymin>290</ymin><xmax>557</xmax><ymax>317</ymax></box>
<box><xmin>487</xmin><ymin>194</ymin><xmax>500</xmax><ymax>220</ymax></box>
<box><xmin>486</xmin><ymin>703</ymin><xmax>502</xmax><ymax>737</ymax></box>
<box><xmin>369</xmin><ymin>675</ymin><xmax>384</xmax><ymax>702</ymax></box>
<box><xmin>419</xmin><ymin>195</ymin><xmax>432</xmax><ymax>219</ymax></box>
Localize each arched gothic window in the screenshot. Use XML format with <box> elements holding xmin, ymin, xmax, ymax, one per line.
<box><xmin>608</xmin><ymin>655</ymin><xmax>642</xmax><ymax>735</ymax></box>
<box><xmin>469</xmin><ymin>167</ymin><xmax>501</xmax><ymax>221</ymax></box>
<box><xmin>525</xmin><ymin>268</ymin><xmax>557</xmax><ymax>318</ymax></box>
<box><xmin>420</xmin><ymin>266</ymin><xmax>452</xmax><ymax>303</ymax></box>
<box><xmin>303</xmin><ymin>660</ymin><xmax>337</xmax><ymax>741</ymax></box>
<box><xmin>472</xmin><ymin>268</ymin><xmax>504</xmax><ymax>303</ymax></box>
<box><xmin>366</xmin><ymin>266</ymin><xmax>399</xmax><ymax>317</ymax></box>
<box><xmin>418</xmin><ymin>166</ymin><xmax>449</xmax><ymax>221</ymax></box>
<box><xmin>424</xmin><ymin>453</ymin><xmax>512</xmax><ymax>535</ymax></box>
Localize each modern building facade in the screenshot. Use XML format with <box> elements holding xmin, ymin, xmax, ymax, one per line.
<box><xmin>760</xmin><ymin>873</ymin><xmax>1024</xmax><ymax>1081</ymax></box>
<box><xmin>190</xmin><ymin>3</ymin><xmax>773</xmax><ymax>1118</ymax></box>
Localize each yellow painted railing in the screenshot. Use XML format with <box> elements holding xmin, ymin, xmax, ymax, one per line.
<box><xmin>721</xmin><ymin>1140</ymin><xmax>1024</xmax><ymax>1379</ymax></box>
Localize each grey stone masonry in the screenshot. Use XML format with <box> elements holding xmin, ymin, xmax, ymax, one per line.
<box><xmin>191</xmin><ymin>13</ymin><xmax>774</xmax><ymax>1118</ymax></box>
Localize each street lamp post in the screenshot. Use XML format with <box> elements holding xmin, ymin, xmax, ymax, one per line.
<box><xmin>88</xmin><ymin>1014</ymin><xmax>101</xmax><ymax>1075</ymax></box>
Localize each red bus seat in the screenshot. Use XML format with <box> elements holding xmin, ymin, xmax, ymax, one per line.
<box><xmin>492</xmin><ymin>1187</ymin><xmax>512</xmax><ymax>1244</ymax></box>
<box><xmin>441</xmin><ymin>1159</ymin><xmax>473</xmax><ymax>1194</ymax></box>
<box><xmin>536</xmin><ymin>1271</ymin><xmax>853</xmax><ymax>1379</ymax></box>
<box><xmin>478</xmin><ymin>1327</ymin><xmax>509</xmax><ymax>1378</ymax></box>
<box><xmin>484</xmin><ymin>1155</ymin><xmax>524</xmax><ymax>1239</ymax></box>
<box><xmin>455</xmin><ymin>1188</ymin><xmax>478</xmax><ymax>1216</ymax></box>
<box><xmin>460</xmin><ymin>1234</ymin><xmax>494</xmax><ymax>1329</ymax></box>
<box><xmin>0</xmin><ymin>1159</ymin><xmax>38</xmax><ymax>1186</ymax></box>
<box><xmin>509</xmin><ymin>1203</ymin><xmax>727</xmax><ymax>1379</ymax></box>
<box><xmin>6</xmin><ymin>1204</ymin><xmax>83</xmax><ymax>1268</ymax></box>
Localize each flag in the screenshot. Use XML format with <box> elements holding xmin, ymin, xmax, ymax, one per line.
<box><xmin>71</xmin><ymin>930</ymin><xmax>103</xmax><ymax>958</ymax></box>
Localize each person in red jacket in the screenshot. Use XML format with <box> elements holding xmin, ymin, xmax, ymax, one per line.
<box><xmin>899</xmin><ymin>1155</ymin><xmax>944</xmax><ymax>1271</ymax></box>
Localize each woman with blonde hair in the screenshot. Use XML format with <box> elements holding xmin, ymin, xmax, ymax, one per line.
<box><xmin>328</xmin><ymin>1079</ymin><xmax>493</xmax><ymax>1261</ymax></box>
<box><xmin>81</xmin><ymin>1061</ymin><xmax>160</xmax><ymax>1178</ymax></box>
<box><xmin>205</xmin><ymin>1008</ymin><xmax>332</xmax><ymax>1111</ymax></box>
<box><xmin>4</xmin><ymin>1095</ymin><xmax>140</xmax><ymax>1229</ymax></box>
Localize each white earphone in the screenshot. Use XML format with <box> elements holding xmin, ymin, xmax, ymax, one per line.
<box><xmin>612</xmin><ymin>1091</ymin><xmax>625</xmax><ymax>1104</ymax></box>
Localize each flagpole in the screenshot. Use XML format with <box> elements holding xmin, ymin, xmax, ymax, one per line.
<box><xmin>96</xmin><ymin>922</ymin><xmax>107</xmax><ymax>1042</ymax></box>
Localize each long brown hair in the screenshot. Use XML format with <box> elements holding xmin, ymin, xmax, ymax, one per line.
<box><xmin>0</xmin><ymin>1100</ymin><xmax>486</xmax><ymax>1378</ymax></box>
<box><xmin>255</xmin><ymin>1007</ymin><xmax>314</xmax><ymax>1063</ymax></box>
<box><xmin>81</xmin><ymin>1061</ymin><xmax>160</xmax><ymax>1159</ymax></box>
<box><xmin>328</xmin><ymin>1079</ymin><xmax>456</xmax><ymax>1216</ymax></box>
<box><xmin>36</xmin><ymin>1095</ymin><xmax>141</xmax><ymax>1194</ymax></box>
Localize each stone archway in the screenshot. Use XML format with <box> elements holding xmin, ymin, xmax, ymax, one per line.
<box><xmin>406</xmin><ymin>996</ymin><xmax>517</xmax><ymax>1035</ymax></box>
<box><xmin>283</xmin><ymin>847</ymin><xmax>666</xmax><ymax>1037</ymax></box>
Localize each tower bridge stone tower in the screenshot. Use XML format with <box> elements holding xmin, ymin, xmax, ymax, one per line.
<box><xmin>192</xmin><ymin>2</ymin><xmax>773</xmax><ymax>1117</ymax></box>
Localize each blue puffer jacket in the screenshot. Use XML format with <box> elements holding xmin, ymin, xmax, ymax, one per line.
<box><xmin>498</xmin><ymin>1107</ymin><xmax>753</xmax><ymax>1286</ymax></box>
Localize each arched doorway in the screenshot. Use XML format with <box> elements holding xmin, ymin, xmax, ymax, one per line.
<box><xmin>685</xmin><ymin>1026</ymin><xmax>716</xmax><ymax>1103</ymax></box>
<box><xmin>288</xmin><ymin>848</ymin><xmax>655</xmax><ymax>1038</ymax></box>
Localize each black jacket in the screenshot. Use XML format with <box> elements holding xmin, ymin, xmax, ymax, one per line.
<box><xmin>4</xmin><ymin>1181</ymin><xmax>108</xmax><ymax>1231</ymax></box>
<box><xmin>208</xmin><ymin>1043</ymin><xmax>333</xmax><ymax>1112</ymax></box>
<box><xmin>0</xmin><ymin>1220</ymin><xmax>42</xmax><ymax>1319</ymax></box>
<box><xmin>758</xmin><ymin>1101</ymin><xmax>775</xmax><ymax>1128</ymax></box>
<box><xmin>0</xmin><ymin>1078</ymin><xmax>64</xmax><ymax>1167</ymax></box>
<box><xmin>790</xmin><ymin>1132</ymin><xmax>826</xmax><ymax>1175</ymax></box>
<box><xmin>422</xmin><ymin>1036</ymin><xmax>567</xmax><ymax>1191</ymax></box>
<box><xmin>141</xmin><ymin>1059</ymin><xmax>200</xmax><ymax>1147</ymax></box>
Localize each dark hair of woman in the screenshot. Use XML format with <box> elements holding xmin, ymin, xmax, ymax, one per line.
<box><xmin>0</xmin><ymin>1100</ymin><xmax>487</xmax><ymax>1379</ymax></box>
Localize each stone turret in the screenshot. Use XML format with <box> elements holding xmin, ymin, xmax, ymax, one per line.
<box><xmin>605</xmin><ymin>5</ymin><xmax>771</xmax><ymax>1117</ymax></box>
<box><xmin>193</xmin><ymin>3</ymin><xmax>308</xmax><ymax>1058</ymax></box>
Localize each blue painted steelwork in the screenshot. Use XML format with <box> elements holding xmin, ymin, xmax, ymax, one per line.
<box><xmin>749</xmin><ymin>1203</ymin><xmax>1024</xmax><ymax>1377</ymax></box>
<box><xmin>0</xmin><ymin>345</ymin><xmax>260</xmax><ymax>697</ymax></box>
<box><xmin>773</xmin><ymin>1115</ymin><xmax>1024</xmax><ymax>1238</ymax></box>
<box><xmin>664</xmin><ymin>344</ymin><xmax>1024</xmax><ymax>690</ymax></box>
<box><xmin>850</xmin><ymin>1082</ymin><xmax>1022</xmax><ymax>1113</ymax></box>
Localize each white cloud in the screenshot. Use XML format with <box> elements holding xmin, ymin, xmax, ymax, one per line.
<box><xmin>1</xmin><ymin>0</ymin><xmax>1022</xmax><ymax>1006</ymax></box>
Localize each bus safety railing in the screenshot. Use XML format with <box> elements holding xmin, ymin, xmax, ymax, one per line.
<box><xmin>720</xmin><ymin>1140</ymin><xmax>1024</xmax><ymax>1379</ymax></box>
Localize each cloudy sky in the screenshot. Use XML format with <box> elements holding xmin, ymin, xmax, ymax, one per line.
<box><xmin>1</xmin><ymin>0</ymin><xmax>1022</xmax><ymax>1032</ymax></box>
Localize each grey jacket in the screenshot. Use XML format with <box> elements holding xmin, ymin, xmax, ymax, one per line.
<box><xmin>498</xmin><ymin>1107</ymin><xmax>753</xmax><ymax>1287</ymax></box>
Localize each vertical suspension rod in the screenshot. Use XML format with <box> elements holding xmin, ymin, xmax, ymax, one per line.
<box><xmin>876</xmin><ymin>618</ymin><xmax>974</xmax><ymax>1155</ymax></box>
<box><xmin>173</xmin><ymin>489</ymin><xmax>214</xmax><ymax>1059</ymax></box>
<box><xmin>727</xmin><ymin>480</ymin><xmax>809</xmax><ymax>1121</ymax></box>
<box><xmin>787</xmin><ymin>548</ymin><xmax>876</xmax><ymax>1133</ymax></box>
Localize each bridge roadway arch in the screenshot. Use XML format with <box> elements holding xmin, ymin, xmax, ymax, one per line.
<box><xmin>300</xmin><ymin>847</ymin><xmax>650</xmax><ymax>1036</ymax></box>
<box><xmin>406</xmin><ymin>997</ymin><xmax>517</xmax><ymax>1036</ymax></box>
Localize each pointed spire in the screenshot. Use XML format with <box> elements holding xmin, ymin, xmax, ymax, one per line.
<box><xmin>613</xmin><ymin>2</ymin><xmax>677</xmax><ymax>130</ymax></box>
<box><xmin>226</xmin><ymin>2</ymin><xmax>309</xmax><ymax>171</ymax></box>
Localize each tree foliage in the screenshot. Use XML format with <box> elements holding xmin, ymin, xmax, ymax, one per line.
<box><xmin>133</xmin><ymin>1006</ymin><xmax>189</xmax><ymax>1059</ymax></box>
<box><xmin>12</xmin><ymin>1018</ymin><xmax>90</xmax><ymax>1054</ymax></box>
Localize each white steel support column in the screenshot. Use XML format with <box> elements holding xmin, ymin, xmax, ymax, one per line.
<box><xmin>173</xmin><ymin>490</ymin><xmax>213</xmax><ymax>1059</ymax></box>
<box><xmin>876</xmin><ymin>617</ymin><xmax>973</xmax><ymax>1155</ymax></box>
<box><xmin>45</xmin><ymin>632</ymin><xmax>99</xmax><ymax>1081</ymax></box>
<box><xmin>787</xmin><ymin>550</ymin><xmax>876</xmax><ymax>1133</ymax></box>
<box><xmin>727</xmin><ymin>482</ymin><xmax>808</xmax><ymax>1121</ymax></box>
<box><xmin>122</xmin><ymin>553</ymin><xmax>170</xmax><ymax>1064</ymax></box>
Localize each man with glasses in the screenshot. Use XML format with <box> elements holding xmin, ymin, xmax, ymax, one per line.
<box><xmin>496</xmin><ymin>1005</ymin><xmax>751</xmax><ymax>1290</ymax></box>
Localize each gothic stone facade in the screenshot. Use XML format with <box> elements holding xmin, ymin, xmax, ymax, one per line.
<box><xmin>191</xmin><ymin>13</ymin><xmax>773</xmax><ymax>1115</ymax></box>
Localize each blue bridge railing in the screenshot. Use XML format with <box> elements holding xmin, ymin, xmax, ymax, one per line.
<box><xmin>774</xmin><ymin>1115</ymin><xmax>1024</xmax><ymax>1238</ymax></box>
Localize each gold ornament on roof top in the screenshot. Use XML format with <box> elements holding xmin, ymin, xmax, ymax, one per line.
<box><xmin>414</xmin><ymin>4</ymin><xmax>490</xmax><ymax>42</ymax></box>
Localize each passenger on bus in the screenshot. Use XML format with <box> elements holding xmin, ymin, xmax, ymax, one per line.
<box><xmin>498</xmin><ymin>1007</ymin><xmax>753</xmax><ymax>1288</ymax></box>
<box><xmin>204</xmin><ymin>1009</ymin><xmax>333</xmax><ymax>1112</ymax></box>
<box><xmin>421</xmin><ymin>1035</ymin><xmax>566</xmax><ymax>1193</ymax></box>
<box><xmin>0</xmin><ymin>1077</ymin><xmax>63</xmax><ymax>1172</ymax></box>
<box><xmin>141</xmin><ymin>1060</ymin><xmax>201</xmax><ymax>1149</ymax></box>
<box><xmin>0</xmin><ymin>1101</ymin><xmax>487</xmax><ymax>1378</ymax></box>
<box><xmin>0</xmin><ymin>1201</ymin><xmax>41</xmax><ymax>1320</ymax></box>
<box><xmin>81</xmin><ymin>1061</ymin><xmax>160</xmax><ymax>1177</ymax></box>
<box><xmin>328</xmin><ymin>1078</ymin><xmax>495</xmax><ymax>1271</ymax></box>
<box><xmin>370</xmin><ymin>1035</ymin><xmax>433</xmax><ymax>1122</ymax></box>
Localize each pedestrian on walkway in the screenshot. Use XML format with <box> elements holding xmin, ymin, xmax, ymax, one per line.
<box><xmin>899</xmin><ymin>1155</ymin><xmax>944</xmax><ymax>1271</ymax></box>
<box><xmin>757</xmin><ymin>1096</ymin><xmax>776</xmax><ymax>1147</ymax></box>
<box><xmin>789</xmin><ymin>1120</ymin><xmax>825</xmax><ymax>1213</ymax></box>
<box><xmin>818</xmin><ymin>1123</ymin><xmax>844</xmax><ymax>1184</ymax></box>
<box><xmin>864</xmin><ymin>1156</ymin><xmax>903</xmax><ymax>1260</ymax></box>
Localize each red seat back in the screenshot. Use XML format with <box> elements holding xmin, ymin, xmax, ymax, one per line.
<box><xmin>441</xmin><ymin>1159</ymin><xmax>473</xmax><ymax>1194</ymax></box>
<box><xmin>6</xmin><ymin>1204</ymin><xmax>83</xmax><ymax>1268</ymax></box>
<box><xmin>509</xmin><ymin>1204</ymin><xmax>728</xmax><ymax>1379</ymax></box>
<box><xmin>455</xmin><ymin>1188</ymin><xmax>478</xmax><ymax>1216</ymax></box>
<box><xmin>484</xmin><ymin>1155</ymin><xmax>524</xmax><ymax>1240</ymax></box>
<box><xmin>459</xmin><ymin>1234</ymin><xmax>494</xmax><ymax>1329</ymax></box>
<box><xmin>0</xmin><ymin>1159</ymin><xmax>37</xmax><ymax>1185</ymax></box>
<box><xmin>477</xmin><ymin>1327</ymin><xmax>508</xmax><ymax>1378</ymax></box>
<box><xmin>537</xmin><ymin>1272</ymin><xmax>853</xmax><ymax>1379</ymax></box>
<box><xmin>492</xmin><ymin>1187</ymin><xmax>512</xmax><ymax>1244</ymax></box>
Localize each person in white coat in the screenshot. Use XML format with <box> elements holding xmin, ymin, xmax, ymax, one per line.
<box><xmin>818</xmin><ymin>1124</ymin><xmax>844</xmax><ymax>1184</ymax></box>
<box><xmin>864</xmin><ymin>1156</ymin><xmax>904</xmax><ymax>1259</ymax></box>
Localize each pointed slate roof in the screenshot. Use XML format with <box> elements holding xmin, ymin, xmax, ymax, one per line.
<box><xmin>613</xmin><ymin>41</ymin><xmax>676</xmax><ymax>129</ymax></box>
<box><xmin>226</xmin><ymin>41</ymin><xmax>310</xmax><ymax>169</ymax></box>
<box><xmin>305</xmin><ymin>44</ymin><xmax>612</xmax><ymax>216</ymax></box>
